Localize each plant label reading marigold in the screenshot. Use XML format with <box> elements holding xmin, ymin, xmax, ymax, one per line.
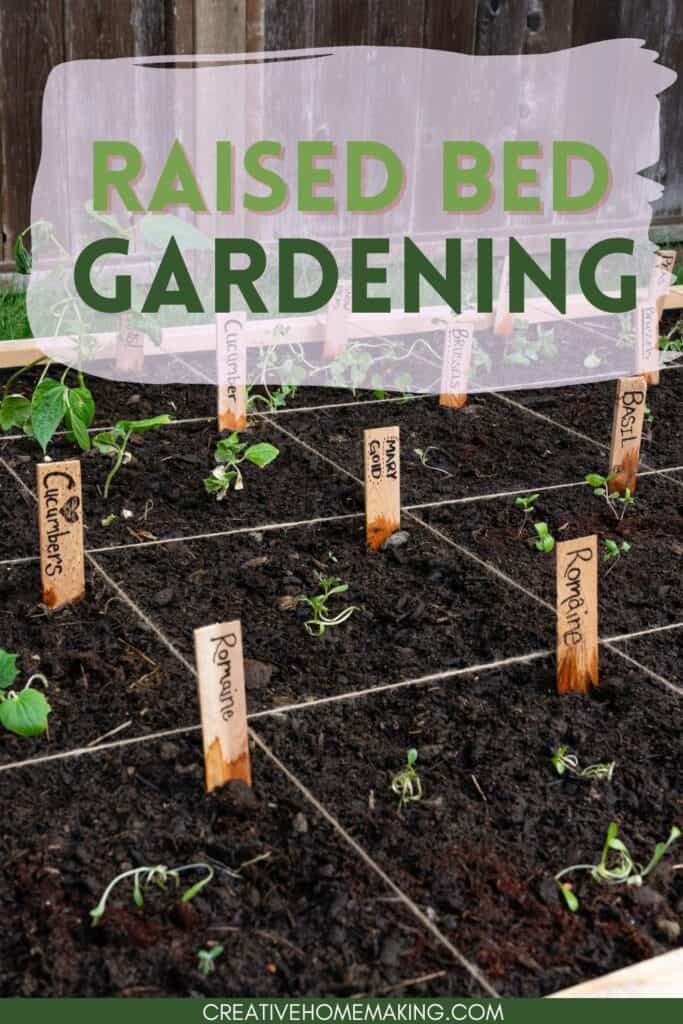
<box><xmin>115</xmin><ymin>315</ymin><xmax>145</xmax><ymax>374</ymax></box>
<box><xmin>608</xmin><ymin>375</ymin><xmax>647</xmax><ymax>494</ymax></box>
<box><xmin>324</xmin><ymin>280</ymin><xmax>352</xmax><ymax>358</ymax></box>
<box><xmin>440</xmin><ymin>323</ymin><xmax>474</xmax><ymax>408</ymax></box>
<box><xmin>556</xmin><ymin>536</ymin><xmax>599</xmax><ymax>695</ymax></box>
<box><xmin>637</xmin><ymin>303</ymin><xmax>659</xmax><ymax>386</ymax></box>
<box><xmin>216</xmin><ymin>314</ymin><xmax>247</xmax><ymax>430</ymax></box>
<box><xmin>364</xmin><ymin>426</ymin><xmax>400</xmax><ymax>550</ymax></box>
<box><xmin>36</xmin><ymin>460</ymin><xmax>85</xmax><ymax>610</ymax></box>
<box><xmin>194</xmin><ymin>619</ymin><xmax>251</xmax><ymax>793</ymax></box>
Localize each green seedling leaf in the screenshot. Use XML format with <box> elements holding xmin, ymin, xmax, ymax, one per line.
<box><xmin>558</xmin><ymin>883</ymin><xmax>579</xmax><ymax>912</ymax></box>
<box><xmin>0</xmin><ymin>687</ymin><xmax>51</xmax><ymax>736</ymax></box>
<box><xmin>0</xmin><ymin>395</ymin><xmax>31</xmax><ymax>432</ymax></box>
<box><xmin>243</xmin><ymin>442</ymin><xmax>280</xmax><ymax>469</ymax></box>
<box><xmin>64</xmin><ymin>385</ymin><xmax>95</xmax><ymax>450</ymax></box>
<box><xmin>31</xmin><ymin>379</ymin><xmax>67</xmax><ymax>452</ymax></box>
<box><xmin>641</xmin><ymin>826</ymin><xmax>681</xmax><ymax>878</ymax></box>
<box><xmin>116</xmin><ymin>414</ymin><xmax>172</xmax><ymax>434</ymax></box>
<box><xmin>407</xmin><ymin>748</ymin><xmax>418</xmax><ymax>767</ymax></box>
<box><xmin>585</xmin><ymin>473</ymin><xmax>606</xmax><ymax>489</ymax></box>
<box><xmin>0</xmin><ymin>650</ymin><xmax>19</xmax><ymax>690</ymax></box>
<box><xmin>14</xmin><ymin>234</ymin><xmax>32</xmax><ymax>275</ymax></box>
<box><xmin>92</xmin><ymin>430</ymin><xmax>120</xmax><ymax>456</ymax></box>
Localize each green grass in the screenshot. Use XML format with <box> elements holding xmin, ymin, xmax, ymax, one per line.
<box><xmin>0</xmin><ymin>290</ymin><xmax>31</xmax><ymax>341</ymax></box>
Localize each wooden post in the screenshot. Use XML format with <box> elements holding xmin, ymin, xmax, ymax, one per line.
<box><xmin>556</xmin><ymin>536</ymin><xmax>599</xmax><ymax>694</ymax></box>
<box><xmin>364</xmin><ymin>426</ymin><xmax>400</xmax><ymax>550</ymax></box>
<box><xmin>608</xmin><ymin>375</ymin><xmax>647</xmax><ymax>494</ymax></box>
<box><xmin>36</xmin><ymin>460</ymin><xmax>85</xmax><ymax>610</ymax></box>
<box><xmin>115</xmin><ymin>315</ymin><xmax>145</xmax><ymax>374</ymax></box>
<box><xmin>493</xmin><ymin>252</ymin><xmax>514</xmax><ymax>336</ymax></box>
<box><xmin>649</xmin><ymin>249</ymin><xmax>676</xmax><ymax>321</ymax></box>
<box><xmin>439</xmin><ymin>322</ymin><xmax>473</xmax><ymax>408</ymax></box>
<box><xmin>637</xmin><ymin>302</ymin><xmax>660</xmax><ymax>386</ymax></box>
<box><xmin>216</xmin><ymin>313</ymin><xmax>248</xmax><ymax>431</ymax></box>
<box><xmin>324</xmin><ymin>280</ymin><xmax>352</xmax><ymax>358</ymax></box>
<box><xmin>194</xmin><ymin>619</ymin><xmax>251</xmax><ymax>793</ymax></box>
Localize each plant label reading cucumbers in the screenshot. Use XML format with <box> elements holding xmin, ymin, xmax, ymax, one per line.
<box><xmin>194</xmin><ymin>619</ymin><xmax>251</xmax><ymax>793</ymax></box>
<box><xmin>216</xmin><ymin>313</ymin><xmax>247</xmax><ymax>431</ymax></box>
<box><xmin>439</xmin><ymin>323</ymin><xmax>474</xmax><ymax>409</ymax></box>
<box><xmin>636</xmin><ymin>303</ymin><xmax>659</xmax><ymax>386</ymax></box>
<box><xmin>115</xmin><ymin>314</ymin><xmax>145</xmax><ymax>374</ymax></box>
<box><xmin>324</xmin><ymin>279</ymin><xmax>352</xmax><ymax>358</ymax></box>
<box><xmin>556</xmin><ymin>535</ymin><xmax>599</xmax><ymax>695</ymax></box>
<box><xmin>364</xmin><ymin>426</ymin><xmax>400</xmax><ymax>550</ymax></box>
<box><xmin>36</xmin><ymin>459</ymin><xmax>85</xmax><ymax>610</ymax></box>
<box><xmin>608</xmin><ymin>375</ymin><xmax>647</xmax><ymax>494</ymax></box>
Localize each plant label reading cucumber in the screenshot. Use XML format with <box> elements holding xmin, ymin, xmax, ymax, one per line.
<box><xmin>324</xmin><ymin>280</ymin><xmax>352</xmax><ymax>358</ymax></box>
<box><xmin>439</xmin><ymin>322</ymin><xmax>474</xmax><ymax>409</ymax></box>
<box><xmin>364</xmin><ymin>426</ymin><xmax>400</xmax><ymax>550</ymax></box>
<box><xmin>556</xmin><ymin>535</ymin><xmax>599</xmax><ymax>695</ymax></box>
<box><xmin>636</xmin><ymin>303</ymin><xmax>659</xmax><ymax>386</ymax></box>
<box><xmin>115</xmin><ymin>314</ymin><xmax>145</xmax><ymax>375</ymax></box>
<box><xmin>194</xmin><ymin>619</ymin><xmax>251</xmax><ymax>793</ymax></box>
<box><xmin>216</xmin><ymin>313</ymin><xmax>247</xmax><ymax>430</ymax></box>
<box><xmin>36</xmin><ymin>460</ymin><xmax>85</xmax><ymax>610</ymax></box>
<box><xmin>608</xmin><ymin>375</ymin><xmax>647</xmax><ymax>494</ymax></box>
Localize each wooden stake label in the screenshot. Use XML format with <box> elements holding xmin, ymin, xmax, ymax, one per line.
<box><xmin>216</xmin><ymin>314</ymin><xmax>247</xmax><ymax>430</ymax></box>
<box><xmin>556</xmin><ymin>535</ymin><xmax>599</xmax><ymax>695</ymax></box>
<box><xmin>636</xmin><ymin>303</ymin><xmax>659</xmax><ymax>385</ymax></box>
<box><xmin>115</xmin><ymin>315</ymin><xmax>145</xmax><ymax>374</ymax></box>
<box><xmin>439</xmin><ymin>323</ymin><xmax>473</xmax><ymax>408</ymax></box>
<box><xmin>364</xmin><ymin>426</ymin><xmax>400</xmax><ymax>549</ymax></box>
<box><xmin>194</xmin><ymin>619</ymin><xmax>251</xmax><ymax>793</ymax></box>
<box><xmin>36</xmin><ymin>460</ymin><xmax>85</xmax><ymax>610</ymax></box>
<box><xmin>494</xmin><ymin>252</ymin><xmax>514</xmax><ymax>336</ymax></box>
<box><xmin>324</xmin><ymin>280</ymin><xmax>352</xmax><ymax>357</ymax></box>
<box><xmin>649</xmin><ymin>249</ymin><xmax>676</xmax><ymax>312</ymax></box>
<box><xmin>608</xmin><ymin>375</ymin><xmax>646</xmax><ymax>494</ymax></box>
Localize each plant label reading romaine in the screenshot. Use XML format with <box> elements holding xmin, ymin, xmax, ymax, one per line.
<box><xmin>608</xmin><ymin>375</ymin><xmax>647</xmax><ymax>494</ymax></box>
<box><xmin>439</xmin><ymin>323</ymin><xmax>474</xmax><ymax>409</ymax></box>
<box><xmin>637</xmin><ymin>303</ymin><xmax>659</xmax><ymax>386</ymax></box>
<box><xmin>194</xmin><ymin>619</ymin><xmax>251</xmax><ymax>793</ymax></box>
<box><xmin>115</xmin><ymin>315</ymin><xmax>145</xmax><ymax>375</ymax></box>
<box><xmin>216</xmin><ymin>314</ymin><xmax>247</xmax><ymax>430</ymax></box>
<box><xmin>556</xmin><ymin>535</ymin><xmax>599</xmax><ymax>695</ymax></box>
<box><xmin>364</xmin><ymin>426</ymin><xmax>400</xmax><ymax>550</ymax></box>
<box><xmin>324</xmin><ymin>280</ymin><xmax>352</xmax><ymax>358</ymax></box>
<box><xmin>36</xmin><ymin>460</ymin><xmax>85</xmax><ymax>610</ymax></box>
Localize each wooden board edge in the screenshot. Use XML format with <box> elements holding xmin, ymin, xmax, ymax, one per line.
<box><xmin>548</xmin><ymin>947</ymin><xmax>683</xmax><ymax>998</ymax></box>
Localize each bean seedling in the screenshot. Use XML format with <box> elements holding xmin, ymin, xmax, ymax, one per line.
<box><xmin>0</xmin><ymin>649</ymin><xmax>51</xmax><ymax>737</ymax></box>
<box><xmin>204</xmin><ymin>432</ymin><xmax>280</xmax><ymax>498</ymax></box>
<box><xmin>533</xmin><ymin>521</ymin><xmax>555</xmax><ymax>553</ymax></box>
<box><xmin>298</xmin><ymin>572</ymin><xmax>358</xmax><ymax>637</ymax></box>
<box><xmin>90</xmin><ymin>862</ymin><xmax>215</xmax><ymax>926</ymax></box>
<box><xmin>197</xmin><ymin>945</ymin><xmax>224</xmax><ymax>976</ymax></box>
<box><xmin>93</xmin><ymin>415</ymin><xmax>172</xmax><ymax>498</ymax></box>
<box><xmin>585</xmin><ymin>472</ymin><xmax>636</xmax><ymax>521</ymax></box>
<box><xmin>551</xmin><ymin>745</ymin><xmax>615</xmax><ymax>782</ymax></box>
<box><xmin>391</xmin><ymin>748</ymin><xmax>423</xmax><ymax>810</ymax></box>
<box><xmin>555</xmin><ymin>821</ymin><xmax>681</xmax><ymax>911</ymax></box>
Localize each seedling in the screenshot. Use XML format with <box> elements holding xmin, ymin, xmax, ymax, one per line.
<box><xmin>514</xmin><ymin>492</ymin><xmax>539</xmax><ymax>536</ymax></box>
<box><xmin>555</xmin><ymin>821</ymin><xmax>681</xmax><ymax>911</ymax></box>
<box><xmin>602</xmin><ymin>539</ymin><xmax>631</xmax><ymax>576</ymax></box>
<box><xmin>533</xmin><ymin>521</ymin><xmax>555</xmax><ymax>553</ymax></box>
<box><xmin>585</xmin><ymin>472</ymin><xmax>636</xmax><ymax>521</ymax></box>
<box><xmin>298</xmin><ymin>572</ymin><xmax>358</xmax><ymax>637</ymax></box>
<box><xmin>247</xmin><ymin>383</ymin><xmax>299</xmax><ymax>413</ymax></box>
<box><xmin>204</xmin><ymin>432</ymin><xmax>279</xmax><ymax>498</ymax></box>
<box><xmin>197</xmin><ymin>945</ymin><xmax>224</xmax><ymax>976</ymax></box>
<box><xmin>0</xmin><ymin>650</ymin><xmax>51</xmax><ymax>737</ymax></box>
<box><xmin>93</xmin><ymin>415</ymin><xmax>172</xmax><ymax>498</ymax></box>
<box><xmin>551</xmin><ymin>745</ymin><xmax>615</xmax><ymax>782</ymax></box>
<box><xmin>90</xmin><ymin>862</ymin><xmax>215</xmax><ymax>926</ymax></box>
<box><xmin>414</xmin><ymin>446</ymin><xmax>451</xmax><ymax>476</ymax></box>
<box><xmin>391</xmin><ymin>748</ymin><xmax>422</xmax><ymax>810</ymax></box>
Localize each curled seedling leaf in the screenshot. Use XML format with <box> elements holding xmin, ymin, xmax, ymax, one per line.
<box><xmin>299</xmin><ymin>572</ymin><xmax>358</xmax><ymax>637</ymax></box>
<box><xmin>391</xmin><ymin>748</ymin><xmax>423</xmax><ymax>810</ymax></box>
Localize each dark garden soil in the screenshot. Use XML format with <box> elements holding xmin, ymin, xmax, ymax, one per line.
<box><xmin>0</xmin><ymin>379</ymin><xmax>682</xmax><ymax>997</ymax></box>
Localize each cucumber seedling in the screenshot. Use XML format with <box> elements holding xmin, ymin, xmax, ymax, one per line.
<box><xmin>204</xmin><ymin>432</ymin><xmax>279</xmax><ymax>498</ymax></box>
<box><xmin>555</xmin><ymin>821</ymin><xmax>681</xmax><ymax>912</ymax></box>
<box><xmin>299</xmin><ymin>572</ymin><xmax>358</xmax><ymax>637</ymax></box>
<box><xmin>391</xmin><ymin>748</ymin><xmax>423</xmax><ymax>810</ymax></box>
<box><xmin>90</xmin><ymin>862</ymin><xmax>215</xmax><ymax>926</ymax></box>
<box><xmin>0</xmin><ymin>649</ymin><xmax>51</xmax><ymax>737</ymax></box>
<box><xmin>533</xmin><ymin>522</ymin><xmax>555</xmax><ymax>553</ymax></box>
<box><xmin>93</xmin><ymin>415</ymin><xmax>172</xmax><ymax>498</ymax></box>
<box><xmin>551</xmin><ymin>745</ymin><xmax>615</xmax><ymax>782</ymax></box>
<box><xmin>585</xmin><ymin>472</ymin><xmax>636</xmax><ymax>521</ymax></box>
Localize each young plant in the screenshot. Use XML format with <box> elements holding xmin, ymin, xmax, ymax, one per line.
<box><xmin>0</xmin><ymin>650</ymin><xmax>51</xmax><ymax>737</ymax></box>
<box><xmin>204</xmin><ymin>432</ymin><xmax>279</xmax><ymax>498</ymax></box>
<box><xmin>585</xmin><ymin>472</ymin><xmax>636</xmax><ymax>521</ymax></box>
<box><xmin>1</xmin><ymin>362</ymin><xmax>97</xmax><ymax>453</ymax></box>
<box><xmin>90</xmin><ymin>862</ymin><xmax>215</xmax><ymax>926</ymax></box>
<box><xmin>93</xmin><ymin>415</ymin><xmax>172</xmax><ymax>498</ymax></box>
<box><xmin>414</xmin><ymin>446</ymin><xmax>451</xmax><ymax>476</ymax></box>
<box><xmin>533</xmin><ymin>521</ymin><xmax>555</xmax><ymax>553</ymax></box>
<box><xmin>197</xmin><ymin>945</ymin><xmax>224</xmax><ymax>976</ymax></box>
<box><xmin>391</xmin><ymin>748</ymin><xmax>423</xmax><ymax>810</ymax></box>
<box><xmin>551</xmin><ymin>745</ymin><xmax>615</xmax><ymax>782</ymax></box>
<box><xmin>602</xmin><ymin>539</ymin><xmax>631</xmax><ymax>576</ymax></box>
<box><xmin>247</xmin><ymin>382</ymin><xmax>299</xmax><ymax>413</ymax></box>
<box><xmin>514</xmin><ymin>492</ymin><xmax>539</xmax><ymax>536</ymax></box>
<box><xmin>555</xmin><ymin>821</ymin><xmax>681</xmax><ymax>912</ymax></box>
<box><xmin>298</xmin><ymin>572</ymin><xmax>358</xmax><ymax>637</ymax></box>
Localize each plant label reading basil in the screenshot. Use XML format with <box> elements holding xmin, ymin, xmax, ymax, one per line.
<box><xmin>115</xmin><ymin>315</ymin><xmax>145</xmax><ymax>374</ymax></box>
<box><xmin>324</xmin><ymin>280</ymin><xmax>352</xmax><ymax>358</ymax></box>
<box><xmin>439</xmin><ymin>323</ymin><xmax>474</xmax><ymax>409</ymax></box>
<box><xmin>556</xmin><ymin>535</ymin><xmax>599</xmax><ymax>695</ymax></box>
<box><xmin>493</xmin><ymin>251</ymin><xmax>514</xmax><ymax>337</ymax></box>
<box><xmin>194</xmin><ymin>619</ymin><xmax>251</xmax><ymax>793</ymax></box>
<box><xmin>36</xmin><ymin>460</ymin><xmax>85</xmax><ymax>610</ymax></box>
<box><xmin>364</xmin><ymin>426</ymin><xmax>400</xmax><ymax>550</ymax></box>
<box><xmin>216</xmin><ymin>314</ymin><xmax>247</xmax><ymax>431</ymax></box>
<box><xmin>608</xmin><ymin>375</ymin><xmax>647</xmax><ymax>494</ymax></box>
<box><xmin>636</xmin><ymin>303</ymin><xmax>659</xmax><ymax>386</ymax></box>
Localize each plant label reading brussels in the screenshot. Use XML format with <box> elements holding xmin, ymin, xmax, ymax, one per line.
<box><xmin>324</xmin><ymin>280</ymin><xmax>352</xmax><ymax>358</ymax></box>
<box><xmin>637</xmin><ymin>303</ymin><xmax>659</xmax><ymax>386</ymax></box>
<box><xmin>194</xmin><ymin>619</ymin><xmax>251</xmax><ymax>793</ymax></box>
<box><xmin>36</xmin><ymin>460</ymin><xmax>85</xmax><ymax>610</ymax></box>
<box><xmin>364</xmin><ymin>426</ymin><xmax>400</xmax><ymax>550</ymax></box>
<box><xmin>440</xmin><ymin>323</ymin><xmax>474</xmax><ymax>409</ymax></box>
<box><xmin>556</xmin><ymin>535</ymin><xmax>599</xmax><ymax>695</ymax></box>
<box><xmin>608</xmin><ymin>376</ymin><xmax>647</xmax><ymax>494</ymax></box>
<box><xmin>216</xmin><ymin>314</ymin><xmax>247</xmax><ymax>431</ymax></box>
<box><xmin>115</xmin><ymin>314</ymin><xmax>145</xmax><ymax>375</ymax></box>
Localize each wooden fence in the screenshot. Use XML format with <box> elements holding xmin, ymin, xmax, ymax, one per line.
<box><xmin>1</xmin><ymin>0</ymin><xmax>681</xmax><ymax>269</ymax></box>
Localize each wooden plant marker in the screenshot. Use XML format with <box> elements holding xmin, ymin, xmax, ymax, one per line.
<box><xmin>649</xmin><ymin>248</ymin><xmax>676</xmax><ymax>320</ymax></box>
<box><xmin>608</xmin><ymin>375</ymin><xmax>647</xmax><ymax>494</ymax></box>
<box><xmin>194</xmin><ymin>619</ymin><xmax>251</xmax><ymax>793</ymax></box>
<box><xmin>493</xmin><ymin>252</ymin><xmax>514</xmax><ymax>336</ymax></box>
<box><xmin>439</xmin><ymin>322</ymin><xmax>474</xmax><ymax>408</ymax></box>
<box><xmin>636</xmin><ymin>302</ymin><xmax>660</xmax><ymax>387</ymax></box>
<box><xmin>556</xmin><ymin>535</ymin><xmax>599</xmax><ymax>694</ymax></box>
<box><xmin>115</xmin><ymin>315</ymin><xmax>145</xmax><ymax>374</ymax></box>
<box><xmin>364</xmin><ymin>426</ymin><xmax>400</xmax><ymax>550</ymax></box>
<box><xmin>216</xmin><ymin>313</ymin><xmax>247</xmax><ymax>430</ymax></box>
<box><xmin>324</xmin><ymin>280</ymin><xmax>352</xmax><ymax>358</ymax></box>
<box><xmin>36</xmin><ymin>460</ymin><xmax>85</xmax><ymax>610</ymax></box>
